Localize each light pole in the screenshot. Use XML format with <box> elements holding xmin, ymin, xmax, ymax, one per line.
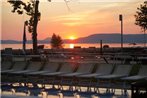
<box><xmin>100</xmin><ymin>40</ymin><xmax>103</xmax><ymax>55</ymax></box>
<box><xmin>119</xmin><ymin>14</ymin><xmax>123</xmax><ymax>53</ymax></box>
<box><xmin>22</xmin><ymin>21</ymin><xmax>28</xmax><ymax>53</ymax></box>
<box><xmin>143</xmin><ymin>29</ymin><xmax>146</xmax><ymax>48</ymax></box>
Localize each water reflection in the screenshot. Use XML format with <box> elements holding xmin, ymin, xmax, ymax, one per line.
<box><xmin>69</xmin><ymin>44</ymin><xmax>74</xmax><ymax>49</ymax></box>
<box><xmin>1</xmin><ymin>43</ymin><xmax>145</xmax><ymax>50</ymax></box>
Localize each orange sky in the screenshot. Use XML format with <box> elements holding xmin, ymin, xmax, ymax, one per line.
<box><xmin>1</xmin><ymin>0</ymin><xmax>145</xmax><ymax>40</ymax></box>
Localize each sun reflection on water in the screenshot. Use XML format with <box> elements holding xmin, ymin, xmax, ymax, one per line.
<box><xmin>69</xmin><ymin>44</ymin><xmax>74</xmax><ymax>48</ymax></box>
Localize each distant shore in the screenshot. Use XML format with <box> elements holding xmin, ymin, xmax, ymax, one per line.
<box><xmin>1</xmin><ymin>47</ymin><xmax>147</xmax><ymax>55</ymax></box>
<box><xmin>1</xmin><ymin>43</ymin><xmax>145</xmax><ymax>50</ymax></box>
<box><xmin>1</xmin><ymin>33</ymin><xmax>147</xmax><ymax>44</ymax></box>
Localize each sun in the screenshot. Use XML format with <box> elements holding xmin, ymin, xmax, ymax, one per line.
<box><xmin>69</xmin><ymin>36</ymin><xmax>76</xmax><ymax>40</ymax></box>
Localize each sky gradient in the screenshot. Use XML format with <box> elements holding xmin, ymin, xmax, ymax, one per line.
<box><xmin>1</xmin><ymin>0</ymin><xmax>145</xmax><ymax>41</ymax></box>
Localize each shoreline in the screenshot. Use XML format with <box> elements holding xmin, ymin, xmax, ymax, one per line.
<box><xmin>1</xmin><ymin>43</ymin><xmax>145</xmax><ymax>50</ymax></box>
<box><xmin>1</xmin><ymin>47</ymin><xmax>147</xmax><ymax>64</ymax></box>
<box><xmin>1</xmin><ymin>47</ymin><xmax>147</xmax><ymax>54</ymax></box>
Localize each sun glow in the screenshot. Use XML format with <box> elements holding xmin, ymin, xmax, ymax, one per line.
<box><xmin>69</xmin><ymin>36</ymin><xmax>76</xmax><ymax>40</ymax></box>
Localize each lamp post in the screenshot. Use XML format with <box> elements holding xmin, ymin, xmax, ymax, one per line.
<box><xmin>100</xmin><ymin>40</ymin><xmax>103</xmax><ymax>55</ymax></box>
<box><xmin>143</xmin><ymin>29</ymin><xmax>146</xmax><ymax>48</ymax></box>
<box><xmin>22</xmin><ymin>21</ymin><xmax>28</xmax><ymax>53</ymax></box>
<box><xmin>119</xmin><ymin>14</ymin><xmax>123</xmax><ymax>53</ymax></box>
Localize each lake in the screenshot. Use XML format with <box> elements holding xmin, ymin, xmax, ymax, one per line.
<box><xmin>0</xmin><ymin>43</ymin><xmax>144</xmax><ymax>50</ymax></box>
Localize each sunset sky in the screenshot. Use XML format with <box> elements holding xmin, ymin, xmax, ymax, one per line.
<box><xmin>1</xmin><ymin>0</ymin><xmax>145</xmax><ymax>41</ymax></box>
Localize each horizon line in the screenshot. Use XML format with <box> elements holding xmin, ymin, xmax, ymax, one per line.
<box><xmin>1</xmin><ymin>33</ymin><xmax>147</xmax><ymax>41</ymax></box>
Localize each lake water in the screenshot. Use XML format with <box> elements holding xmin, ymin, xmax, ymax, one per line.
<box><xmin>0</xmin><ymin>43</ymin><xmax>144</xmax><ymax>50</ymax></box>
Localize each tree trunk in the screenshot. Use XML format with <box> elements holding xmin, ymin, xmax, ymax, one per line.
<box><xmin>144</xmin><ymin>29</ymin><xmax>146</xmax><ymax>48</ymax></box>
<box><xmin>32</xmin><ymin>0</ymin><xmax>39</xmax><ymax>54</ymax></box>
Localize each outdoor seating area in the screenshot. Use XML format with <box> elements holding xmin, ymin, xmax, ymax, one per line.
<box><xmin>1</xmin><ymin>55</ymin><xmax>147</xmax><ymax>97</ymax></box>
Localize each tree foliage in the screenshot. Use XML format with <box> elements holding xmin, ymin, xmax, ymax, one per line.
<box><xmin>8</xmin><ymin>0</ymin><xmax>52</xmax><ymax>53</ymax></box>
<box><xmin>8</xmin><ymin>0</ymin><xmax>41</xmax><ymax>33</ymax></box>
<box><xmin>8</xmin><ymin>0</ymin><xmax>40</xmax><ymax>53</ymax></box>
<box><xmin>135</xmin><ymin>1</ymin><xmax>147</xmax><ymax>32</ymax></box>
<box><xmin>51</xmin><ymin>34</ymin><xmax>64</xmax><ymax>49</ymax></box>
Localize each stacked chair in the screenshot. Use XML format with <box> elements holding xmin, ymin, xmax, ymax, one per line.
<box><xmin>1</xmin><ymin>61</ymin><xmax>13</xmax><ymax>72</ymax></box>
<box><xmin>2</xmin><ymin>61</ymin><xmax>28</xmax><ymax>73</ymax></box>
<box><xmin>2</xmin><ymin>55</ymin><xmax>147</xmax><ymax>97</ymax></box>
<box><xmin>95</xmin><ymin>64</ymin><xmax>133</xmax><ymax>94</ymax></box>
<box><xmin>76</xmin><ymin>63</ymin><xmax>114</xmax><ymax>92</ymax></box>
<box><xmin>121</xmin><ymin>65</ymin><xmax>147</xmax><ymax>94</ymax></box>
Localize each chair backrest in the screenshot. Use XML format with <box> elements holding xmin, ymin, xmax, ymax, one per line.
<box><xmin>138</xmin><ymin>65</ymin><xmax>147</xmax><ymax>76</ymax></box>
<box><xmin>4</xmin><ymin>48</ymin><xmax>13</xmax><ymax>55</ymax></box>
<box><xmin>26</xmin><ymin>61</ymin><xmax>43</xmax><ymax>71</ymax></box>
<box><xmin>43</xmin><ymin>62</ymin><xmax>60</xmax><ymax>72</ymax></box>
<box><xmin>11</xmin><ymin>61</ymin><xmax>28</xmax><ymax>71</ymax></box>
<box><xmin>113</xmin><ymin>65</ymin><xmax>132</xmax><ymax>76</ymax></box>
<box><xmin>59</xmin><ymin>62</ymin><xmax>76</xmax><ymax>73</ymax></box>
<box><xmin>76</xmin><ymin>63</ymin><xmax>95</xmax><ymax>73</ymax></box>
<box><xmin>1</xmin><ymin>61</ymin><xmax>13</xmax><ymax>70</ymax></box>
<box><xmin>96</xmin><ymin>63</ymin><xmax>114</xmax><ymax>75</ymax></box>
<box><xmin>13</xmin><ymin>56</ymin><xmax>30</xmax><ymax>61</ymax></box>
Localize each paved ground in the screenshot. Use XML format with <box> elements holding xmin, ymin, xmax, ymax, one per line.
<box><xmin>1</xmin><ymin>93</ymin><xmax>131</xmax><ymax>98</ymax></box>
<box><xmin>1</xmin><ymin>88</ymin><xmax>131</xmax><ymax>98</ymax></box>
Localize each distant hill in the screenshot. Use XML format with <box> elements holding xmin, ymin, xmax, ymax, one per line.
<box><xmin>1</xmin><ymin>40</ymin><xmax>22</xmax><ymax>44</ymax></box>
<box><xmin>1</xmin><ymin>38</ymin><xmax>51</xmax><ymax>44</ymax></box>
<box><xmin>1</xmin><ymin>33</ymin><xmax>147</xmax><ymax>44</ymax></box>
<box><xmin>68</xmin><ymin>34</ymin><xmax>146</xmax><ymax>43</ymax></box>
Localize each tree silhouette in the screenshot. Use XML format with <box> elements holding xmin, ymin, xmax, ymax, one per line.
<box><xmin>135</xmin><ymin>1</ymin><xmax>147</xmax><ymax>47</ymax></box>
<box><xmin>51</xmin><ymin>33</ymin><xmax>63</xmax><ymax>49</ymax></box>
<box><xmin>8</xmin><ymin>0</ymin><xmax>51</xmax><ymax>54</ymax></box>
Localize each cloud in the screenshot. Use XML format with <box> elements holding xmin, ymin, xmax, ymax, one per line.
<box><xmin>48</xmin><ymin>10</ymin><xmax>110</xmax><ymax>27</ymax></box>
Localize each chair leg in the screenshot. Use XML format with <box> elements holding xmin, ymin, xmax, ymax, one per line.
<box><xmin>69</xmin><ymin>86</ymin><xmax>73</xmax><ymax>91</ymax></box>
<box><xmin>52</xmin><ymin>85</ymin><xmax>55</xmax><ymax>89</ymax></box>
<box><xmin>121</xmin><ymin>89</ymin><xmax>128</xmax><ymax>96</ymax></box>
<box><xmin>87</xmin><ymin>86</ymin><xmax>91</xmax><ymax>92</ymax></box>
<box><xmin>94</xmin><ymin>87</ymin><xmax>100</xmax><ymax>93</ymax></box>
<box><xmin>88</xmin><ymin>80</ymin><xmax>92</xmax><ymax>92</ymax></box>
<box><xmin>58</xmin><ymin>85</ymin><xmax>61</xmax><ymax>90</ymax></box>
<box><xmin>60</xmin><ymin>85</ymin><xmax>63</xmax><ymax>90</ymax></box>
<box><xmin>42</xmin><ymin>84</ymin><xmax>45</xmax><ymax>88</ymax></box>
<box><xmin>75</xmin><ymin>85</ymin><xmax>79</xmax><ymax>91</ymax></box>
<box><xmin>111</xmin><ymin>88</ymin><xmax>115</xmax><ymax>94</ymax></box>
<box><xmin>76</xmin><ymin>86</ymin><xmax>81</xmax><ymax>92</ymax></box>
<box><xmin>122</xmin><ymin>81</ymin><xmax>128</xmax><ymax>95</ymax></box>
<box><xmin>79</xmin><ymin>86</ymin><xmax>81</xmax><ymax>92</ymax></box>
<box><xmin>124</xmin><ymin>89</ymin><xmax>128</xmax><ymax>96</ymax></box>
<box><xmin>95</xmin><ymin>79</ymin><xmax>100</xmax><ymax>93</ymax></box>
<box><xmin>106</xmin><ymin>88</ymin><xmax>111</xmax><ymax>93</ymax></box>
